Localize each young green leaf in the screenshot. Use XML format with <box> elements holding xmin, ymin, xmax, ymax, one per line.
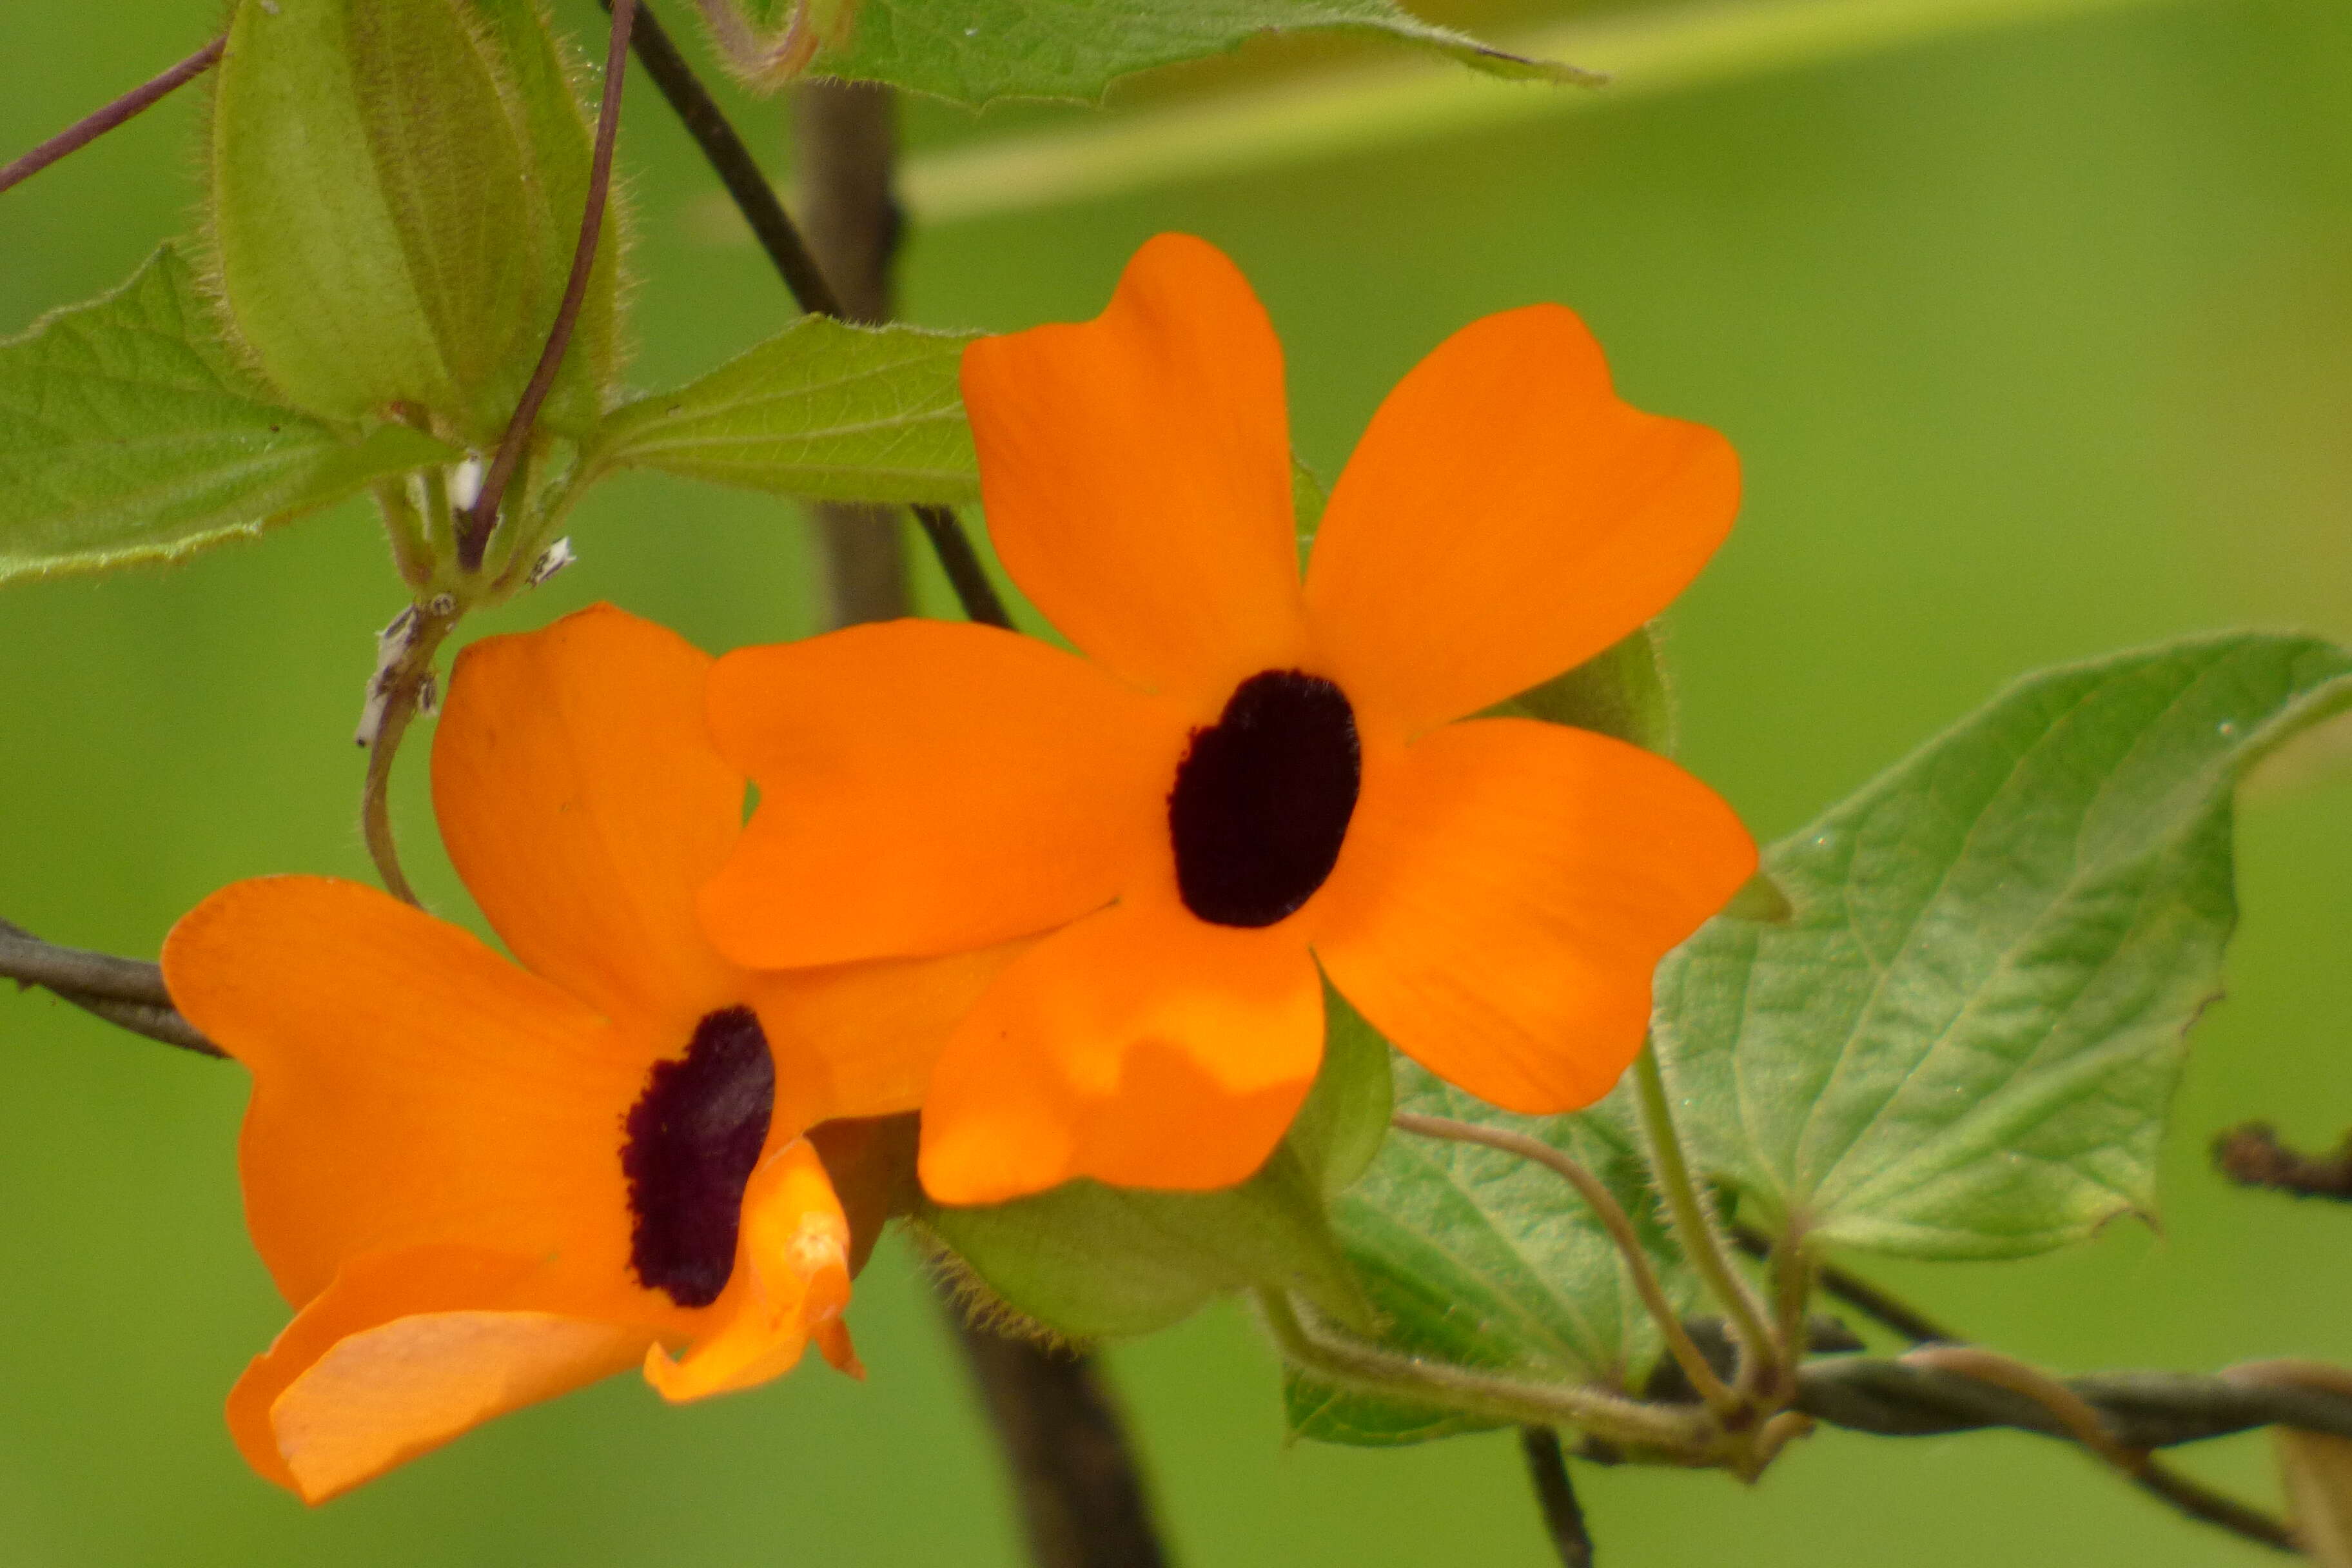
<box><xmin>921</xmin><ymin>1001</ymin><xmax>1386</xmax><ymax>1341</ymax></box>
<box><xmin>1657</xmin><ymin>634</ymin><xmax>2352</xmax><ymax>1260</ymax></box>
<box><xmin>812</xmin><ymin>0</ymin><xmax>1594</xmax><ymax>108</ymax></box>
<box><xmin>1288</xmin><ymin>1061</ymin><xmax>1694</xmax><ymax>1448</ymax></box>
<box><xmin>0</xmin><ymin>248</ymin><xmax>456</xmax><ymax>586</ymax></box>
<box><xmin>592</xmin><ymin>317</ymin><xmax>981</xmax><ymax>505</ymax></box>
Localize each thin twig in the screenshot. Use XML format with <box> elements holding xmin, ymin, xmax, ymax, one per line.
<box><xmin>607</xmin><ymin>0</ymin><xmax>1007</xmax><ymax>628</ymax></box>
<box><xmin>1731</xmin><ymin>1222</ymin><xmax>1959</xmax><ymax>1346</ymax></box>
<box><xmin>0</xmin><ymin>919</ymin><xmax>173</xmax><ymax>1004</ymax></box>
<box><xmin>0</xmin><ymin>919</ymin><xmax>222</xmax><ymax>1058</ymax></box>
<box><xmin>458</xmin><ymin>0</ymin><xmax>637</xmax><ymax>571</ymax></box>
<box><xmin>1520</xmin><ymin>1427</ymin><xmax>1596</xmax><ymax>1568</ymax></box>
<box><xmin>1394</xmin><ymin>1111</ymin><xmax>1738</xmax><ymax>1419</ymax></box>
<box><xmin>913</xmin><ymin>502</ymin><xmax>1013</xmax><ymax>629</ymax></box>
<box><xmin>0</xmin><ymin>35</ymin><xmax>225</xmax><ymax>197</ymax></box>
<box><xmin>611</xmin><ymin>0</ymin><xmax>841</xmax><ymax>315</ymax></box>
<box><xmin>1903</xmin><ymin>1347</ymin><xmax>2297</xmax><ymax>1554</ymax></box>
<box><xmin>2215</xmin><ymin>1122</ymin><xmax>2352</xmax><ymax>1201</ymax></box>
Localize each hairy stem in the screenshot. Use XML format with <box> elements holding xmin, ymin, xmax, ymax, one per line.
<box><xmin>1519</xmin><ymin>1427</ymin><xmax>1596</xmax><ymax>1568</ymax></box>
<box><xmin>458</xmin><ymin>0</ymin><xmax>636</xmax><ymax>571</ymax></box>
<box><xmin>358</xmin><ymin>603</ymin><xmax>460</xmax><ymax>906</ymax></box>
<box><xmin>1393</xmin><ymin>1111</ymin><xmax>1737</xmax><ymax>1418</ymax></box>
<box><xmin>1257</xmin><ymin>1290</ymin><xmax>1712</xmax><ymax>1455</ymax></box>
<box><xmin>0</xmin><ymin>35</ymin><xmax>224</xmax><ymax>198</ymax></box>
<box><xmin>1729</xmin><ymin>1223</ymin><xmax>1959</xmax><ymax>1346</ymax></box>
<box><xmin>1631</xmin><ymin>1045</ymin><xmax>1777</xmax><ymax>1397</ymax></box>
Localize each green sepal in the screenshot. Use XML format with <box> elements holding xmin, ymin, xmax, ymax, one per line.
<box><xmin>1486</xmin><ymin>623</ymin><xmax>1675</xmax><ymax>754</ymax></box>
<box><xmin>0</xmin><ymin>246</ymin><xmax>456</xmax><ymax>585</ymax></box>
<box><xmin>210</xmin><ymin>0</ymin><xmax>616</xmax><ymax>444</ymax></box>
<box><xmin>1286</xmin><ymin>1062</ymin><xmax>1694</xmax><ymax>1448</ymax></box>
<box><xmin>1656</xmin><ymin>634</ymin><xmax>2352</xmax><ymax>1260</ymax></box>
<box><xmin>812</xmin><ymin>0</ymin><xmax>1596</xmax><ymax>108</ymax></box>
<box><xmin>591</xmin><ymin>317</ymin><xmax>982</xmax><ymax>505</ymax></box>
<box><xmin>921</xmin><ymin>992</ymin><xmax>1387</xmax><ymax>1342</ymax></box>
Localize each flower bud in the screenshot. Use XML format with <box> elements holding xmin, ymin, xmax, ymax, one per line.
<box><xmin>208</xmin><ymin>0</ymin><xmax>619</xmax><ymax>446</ymax></box>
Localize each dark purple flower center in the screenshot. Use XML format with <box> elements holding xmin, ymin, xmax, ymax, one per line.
<box><xmin>621</xmin><ymin>1006</ymin><xmax>774</xmax><ymax>1308</ymax></box>
<box><xmin>1167</xmin><ymin>669</ymin><xmax>1362</xmax><ymax>928</ymax></box>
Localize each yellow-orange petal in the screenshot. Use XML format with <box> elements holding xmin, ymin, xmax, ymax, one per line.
<box><xmin>227</xmin><ymin>1246</ymin><xmax>647</xmax><ymax>1504</ymax></box>
<box><xmin>749</xmin><ymin>942</ymin><xmax>1026</xmax><ymax>1133</ymax></box>
<box><xmin>1313</xmin><ymin>718</ymin><xmax>1754</xmax><ymax>1113</ymax></box>
<box><xmin>964</xmin><ymin>233</ymin><xmax>1309</xmax><ymax>705</ymax></box>
<box><xmin>434</xmin><ymin>602</ymin><xmax>745</xmax><ymax>1033</ymax></box>
<box><xmin>164</xmin><ymin>876</ymin><xmax>658</xmax><ymax>1315</ymax></box>
<box><xmin>1303</xmin><ymin>305</ymin><xmax>1740</xmax><ymax>738</ymax></box>
<box><xmin>917</xmin><ymin>901</ymin><xmax>1324</xmax><ymax>1204</ymax></box>
<box><xmin>643</xmin><ymin>1140</ymin><xmax>855</xmax><ymax>1401</ymax></box>
<box><xmin>703</xmin><ymin>620</ymin><xmax>1180</xmax><ymax>968</ymax></box>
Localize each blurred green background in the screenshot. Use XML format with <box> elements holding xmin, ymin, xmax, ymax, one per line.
<box><xmin>5</xmin><ymin>0</ymin><xmax>2351</xmax><ymax>1561</ymax></box>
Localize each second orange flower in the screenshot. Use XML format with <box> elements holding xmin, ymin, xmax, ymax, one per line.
<box><xmin>701</xmin><ymin>234</ymin><xmax>1757</xmax><ymax>1205</ymax></box>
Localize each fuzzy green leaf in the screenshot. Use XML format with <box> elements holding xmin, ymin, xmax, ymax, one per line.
<box><xmin>1657</xmin><ymin>634</ymin><xmax>2352</xmax><ymax>1260</ymax></box>
<box><xmin>923</xmin><ymin>996</ymin><xmax>1387</xmax><ymax>1341</ymax></box>
<box><xmin>594</xmin><ymin>317</ymin><xmax>981</xmax><ymax>505</ymax></box>
<box><xmin>814</xmin><ymin>0</ymin><xmax>1592</xmax><ymax>108</ymax></box>
<box><xmin>1287</xmin><ymin>1061</ymin><xmax>1693</xmax><ymax>1447</ymax></box>
<box><xmin>0</xmin><ymin>247</ymin><xmax>456</xmax><ymax>585</ymax></box>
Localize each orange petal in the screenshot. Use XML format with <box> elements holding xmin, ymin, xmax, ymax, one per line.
<box><xmin>1313</xmin><ymin>718</ymin><xmax>1754</xmax><ymax>1112</ymax></box>
<box><xmin>917</xmin><ymin>901</ymin><xmax>1324</xmax><ymax>1204</ymax></box>
<box><xmin>434</xmin><ymin>602</ymin><xmax>746</xmax><ymax>1032</ymax></box>
<box><xmin>228</xmin><ymin>1246</ymin><xmax>647</xmax><ymax>1504</ymax></box>
<box><xmin>749</xmin><ymin>942</ymin><xmax>1026</xmax><ymax>1132</ymax></box>
<box><xmin>703</xmin><ymin>620</ymin><xmax>1179</xmax><ymax>968</ymax></box>
<box><xmin>643</xmin><ymin>1140</ymin><xmax>855</xmax><ymax>1401</ymax></box>
<box><xmin>964</xmin><ymin>233</ymin><xmax>1309</xmax><ymax>705</ymax></box>
<box><xmin>1303</xmin><ymin>306</ymin><xmax>1740</xmax><ymax>738</ymax></box>
<box><xmin>164</xmin><ymin>876</ymin><xmax>660</xmax><ymax>1316</ymax></box>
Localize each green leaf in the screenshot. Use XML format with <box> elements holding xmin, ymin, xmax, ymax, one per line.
<box><xmin>921</xmin><ymin>1001</ymin><xmax>1384</xmax><ymax>1341</ymax></box>
<box><xmin>1288</xmin><ymin>1061</ymin><xmax>1692</xmax><ymax>1448</ymax></box>
<box><xmin>593</xmin><ymin>316</ymin><xmax>981</xmax><ymax>505</ymax></box>
<box><xmin>814</xmin><ymin>0</ymin><xmax>1592</xmax><ymax>108</ymax></box>
<box><xmin>1656</xmin><ymin>634</ymin><xmax>2352</xmax><ymax>1260</ymax></box>
<box><xmin>0</xmin><ymin>247</ymin><xmax>457</xmax><ymax>585</ymax></box>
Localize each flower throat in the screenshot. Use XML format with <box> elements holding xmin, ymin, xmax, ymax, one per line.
<box><xmin>622</xmin><ymin>1006</ymin><xmax>774</xmax><ymax>1308</ymax></box>
<box><xmin>1168</xmin><ymin>669</ymin><xmax>1361</xmax><ymax>928</ymax></box>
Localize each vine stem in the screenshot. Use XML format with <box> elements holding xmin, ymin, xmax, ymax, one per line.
<box><xmin>457</xmin><ymin>0</ymin><xmax>636</xmax><ymax>571</ymax></box>
<box><xmin>0</xmin><ymin>34</ymin><xmax>224</xmax><ymax>198</ymax></box>
<box><xmin>1630</xmin><ymin>1044</ymin><xmax>1778</xmax><ymax>1397</ymax></box>
<box><xmin>1393</xmin><ymin>1111</ymin><xmax>1739</xmax><ymax>1420</ymax></box>
<box><xmin>603</xmin><ymin>0</ymin><xmax>1008</xmax><ymax>629</ymax></box>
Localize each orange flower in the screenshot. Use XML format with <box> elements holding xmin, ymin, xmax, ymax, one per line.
<box><xmin>162</xmin><ymin>605</ymin><xmax>1006</xmax><ymax>1503</ymax></box>
<box><xmin>701</xmin><ymin>235</ymin><xmax>1758</xmax><ymax>1206</ymax></box>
